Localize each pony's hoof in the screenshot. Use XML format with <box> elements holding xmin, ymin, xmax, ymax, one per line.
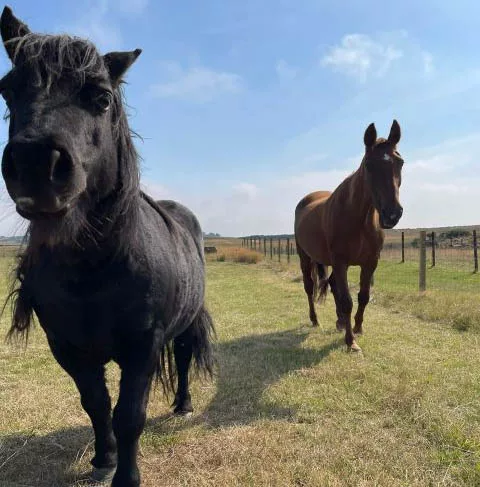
<box><xmin>353</xmin><ymin>328</ymin><xmax>363</xmax><ymax>336</ymax></box>
<box><xmin>90</xmin><ymin>466</ymin><xmax>116</xmax><ymax>483</ymax></box>
<box><xmin>174</xmin><ymin>410</ymin><xmax>193</xmax><ymax>418</ymax></box>
<box><xmin>336</xmin><ymin>322</ymin><xmax>346</xmax><ymax>332</ymax></box>
<box><xmin>348</xmin><ymin>342</ymin><xmax>362</xmax><ymax>353</ymax></box>
<box><xmin>311</xmin><ymin>321</ymin><xmax>319</xmax><ymax>328</ymax></box>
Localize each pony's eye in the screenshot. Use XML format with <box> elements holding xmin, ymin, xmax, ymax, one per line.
<box><xmin>94</xmin><ymin>91</ymin><xmax>113</xmax><ymax>112</ymax></box>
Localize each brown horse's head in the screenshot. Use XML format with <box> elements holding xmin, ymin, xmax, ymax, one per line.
<box><xmin>363</xmin><ymin>120</ymin><xmax>404</xmax><ymax>229</ymax></box>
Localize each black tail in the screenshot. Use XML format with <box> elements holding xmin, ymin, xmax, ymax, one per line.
<box><xmin>190</xmin><ymin>305</ymin><xmax>216</xmax><ymax>378</ymax></box>
<box><xmin>311</xmin><ymin>263</ymin><xmax>329</xmax><ymax>303</ymax></box>
<box><xmin>156</xmin><ymin>305</ymin><xmax>216</xmax><ymax>396</ymax></box>
<box><xmin>3</xmin><ymin>249</ymin><xmax>36</xmax><ymax>344</ymax></box>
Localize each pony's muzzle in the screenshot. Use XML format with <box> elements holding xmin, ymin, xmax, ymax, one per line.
<box><xmin>2</xmin><ymin>139</ymin><xmax>77</xmax><ymax>217</ymax></box>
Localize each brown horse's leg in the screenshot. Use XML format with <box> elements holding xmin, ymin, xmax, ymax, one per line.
<box><xmin>328</xmin><ymin>273</ymin><xmax>344</xmax><ymax>332</ymax></box>
<box><xmin>353</xmin><ymin>263</ymin><xmax>377</xmax><ymax>335</ymax></box>
<box><xmin>297</xmin><ymin>244</ymin><xmax>318</xmax><ymax>326</ymax></box>
<box><xmin>332</xmin><ymin>262</ymin><xmax>360</xmax><ymax>351</ymax></box>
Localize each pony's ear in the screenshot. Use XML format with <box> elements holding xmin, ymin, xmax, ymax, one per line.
<box><xmin>364</xmin><ymin>123</ymin><xmax>377</xmax><ymax>149</ymax></box>
<box><xmin>0</xmin><ymin>6</ymin><xmax>31</xmax><ymax>63</ymax></box>
<box><xmin>388</xmin><ymin>119</ymin><xmax>401</xmax><ymax>145</ymax></box>
<box><xmin>103</xmin><ymin>49</ymin><xmax>142</xmax><ymax>87</ymax></box>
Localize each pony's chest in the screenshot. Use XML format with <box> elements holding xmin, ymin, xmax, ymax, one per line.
<box><xmin>29</xmin><ymin>263</ymin><xmax>160</xmax><ymax>353</ymax></box>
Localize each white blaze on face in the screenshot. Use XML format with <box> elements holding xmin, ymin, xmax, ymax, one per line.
<box><xmin>383</xmin><ymin>153</ymin><xmax>391</xmax><ymax>161</ymax></box>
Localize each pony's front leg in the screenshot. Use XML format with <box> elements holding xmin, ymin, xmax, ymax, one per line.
<box><xmin>353</xmin><ymin>263</ymin><xmax>377</xmax><ymax>336</ymax></box>
<box><xmin>332</xmin><ymin>262</ymin><xmax>361</xmax><ymax>352</ymax></box>
<box><xmin>47</xmin><ymin>338</ymin><xmax>117</xmax><ymax>482</ymax></box>
<box><xmin>112</xmin><ymin>347</ymin><xmax>156</xmax><ymax>487</ymax></box>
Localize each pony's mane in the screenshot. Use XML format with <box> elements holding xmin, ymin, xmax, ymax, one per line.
<box><xmin>9</xmin><ymin>33</ymin><xmax>105</xmax><ymax>89</ymax></box>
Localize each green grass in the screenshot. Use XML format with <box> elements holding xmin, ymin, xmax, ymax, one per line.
<box><xmin>261</xmin><ymin>253</ymin><xmax>480</xmax><ymax>334</ymax></box>
<box><xmin>1</xmin><ymin>257</ymin><xmax>480</xmax><ymax>486</ymax></box>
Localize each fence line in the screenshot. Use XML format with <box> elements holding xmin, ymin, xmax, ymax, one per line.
<box><xmin>241</xmin><ymin>228</ymin><xmax>479</xmax><ymax>292</ymax></box>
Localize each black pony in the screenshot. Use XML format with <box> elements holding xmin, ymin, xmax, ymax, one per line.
<box><xmin>0</xmin><ymin>7</ymin><xmax>214</xmax><ymax>487</ymax></box>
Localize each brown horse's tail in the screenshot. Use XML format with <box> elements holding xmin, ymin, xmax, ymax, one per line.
<box><xmin>311</xmin><ymin>263</ymin><xmax>329</xmax><ymax>303</ymax></box>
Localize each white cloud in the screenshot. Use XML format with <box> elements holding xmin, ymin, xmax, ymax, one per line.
<box><xmin>136</xmin><ymin>131</ymin><xmax>480</xmax><ymax>236</ymax></box>
<box><xmin>150</xmin><ymin>64</ymin><xmax>243</xmax><ymax>103</ymax></box>
<box><xmin>140</xmin><ymin>181</ymin><xmax>172</xmax><ymax>200</ymax></box>
<box><xmin>65</xmin><ymin>0</ymin><xmax>148</xmax><ymax>52</ymax></box>
<box><xmin>233</xmin><ymin>183</ymin><xmax>258</xmax><ymax>201</ymax></box>
<box><xmin>417</xmin><ymin>182</ymin><xmax>467</xmax><ymax>194</ymax></box>
<box><xmin>116</xmin><ymin>0</ymin><xmax>148</xmax><ymax>15</ymax></box>
<box><xmin>73</xmin><ymin>23</ymin><xmax>122</xmax><ymax>52</ymax></box>
<box><xmin>422</xmin><ymin>51</ymin><xmax>434</xmax><ymax>75</ymax></box>
<box><xmin>321</xmin><ymin>34</ymin><xmax>403</xmax><ymax>82</ymax></box>
<box><xmin>276</xmin><ymin>59</ymin><xmax>297</xmax><ymax>81</ymax></box>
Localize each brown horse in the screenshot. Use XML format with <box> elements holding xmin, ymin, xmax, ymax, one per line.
<box><xmin>294</xmin><ymin>120</ymin><xmax>404</xmax><ymax>351</ymax></box>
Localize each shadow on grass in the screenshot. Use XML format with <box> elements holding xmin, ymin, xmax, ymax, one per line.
<box><xmin>0</xmin><ymin>426</ymin><xmax>93</xmax><ymax>486</ymax></box>
<box><xmin>149</xmin><ymin>327</ymin><xmax>340</xmax><ymax>431</ymax></box>
<box><xmin>0</xmin><ymin>328</ymin><xmax>340</xmax><ymax>486</ymax></box>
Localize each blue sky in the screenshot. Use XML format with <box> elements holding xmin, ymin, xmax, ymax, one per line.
<box><xmin>0</xmin><ymin>0</ymin><xmax>479</xmax><ymax>236</ymax></box>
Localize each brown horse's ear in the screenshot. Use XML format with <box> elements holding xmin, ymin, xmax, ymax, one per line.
<box><xmin>388</xmin><ymin>119</ymin><xmax>401</xmax><ymax>145</ymax></box>
<box><xmin>364</xmin><ymin>123</ymin><xmax>377</xmax><ymax>149</ymax></box>
<box><xmin>103</xmin><ymin>49</ymin><xmax>142</xmax><ymax>87</ymax></box>
<box><xmin>0</xmin><ymin>6</ymin><xmax>31</xmax><ymax>63</ymax></box>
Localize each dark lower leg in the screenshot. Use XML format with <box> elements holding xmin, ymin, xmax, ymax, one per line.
<box><xmin>47</xmin><ymin>340</ymin><xmax>116</xmax><ymax>470</ymax></box>
<box><xmin>353</xmin><ymin>265</ymin><xmax>376</xmax><ymax>335</ymax></box>
<box><xmin>112</xmin><ymin>367</ymin><xmax>153</xmax><ymax>487</ymax></box>
<box><xmin>77</xmin><ymin>375</ymin><xmax>117</xmax><ymax>470</ymax></box>
<box><xmin>307</xmin><ymin>292</ymin><xmax>318</xmax><ymax>326</ymax></box>
<box><xmin>173</xmin><ymin>327</ymin><xmax>194</xmax><ymax>414</ymax></box>
<box><xmin>332</xmin><ymin>263</ymin><xmax>357</xmax><ymax>349</ymax></box>
<box><xmin>329</xmin><ymin>274</ymin><xmax>344</xmax><ymax>331</ymax></box>
<box><xmin>298</xmin><ymin>247</ymin><xmax>318</xmax><ymax>326</ymax></box>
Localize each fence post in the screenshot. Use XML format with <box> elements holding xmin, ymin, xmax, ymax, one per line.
<box><xmin>287</xmin><ymin>238</ymin><xmax>290</xmax><ymax>263</ymax></box>
<box><xmin>474</xmin><ymin>230</ymin><xmax>478</xmax><ymax>273</ymax></box>
<box><xmin>419</xmin><ymin>230</ymin><xmax>427</xmax><ymax>292</ymax></box>
<box><xmin>431</xmin><ymin>231</ymin><xmax>436</xmax><ymax>267</ymax></box>
<box><xmin>269</xmin><ymin>238</ymin><xmax>273</xmax><ymax>259</ymax></box>
<box><xmin>278</xmin><ymin>238</ymin><xmax>281</xmax><ymax>262</ymax></box>
<box><xmin>401</xmin><ymin>231</ymin><xmax>405</xmax><ymax>263</ymax></box>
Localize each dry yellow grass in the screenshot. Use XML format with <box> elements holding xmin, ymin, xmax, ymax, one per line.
<box><xmin>213</xmin><ymin>247</ymin><xmax>263</xmax><ymax>264</ymax></box>
<box><xmin>1</xmin><ymin>258</ymin><xmax>480</xmax><ymax>486</ymax></box>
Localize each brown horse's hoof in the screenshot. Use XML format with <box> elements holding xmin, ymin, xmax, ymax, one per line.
<box><xmin>353</xmin><ymin>327</ymin><xmax>363</xmax><ymax>336</ymax></box>
<box><xmin>348</xmin><ymin>342</ymin><xmax>362</xmax><ymax>352</ymax></box>
<box><xmin>336</xmin><ymin>321</ymin><xmax>346</xmax><ymax>332</ymax></box>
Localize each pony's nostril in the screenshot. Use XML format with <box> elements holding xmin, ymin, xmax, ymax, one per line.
<box><xmin>15</xmin><ymin>196</ymin><xmax>36</xmax><ymax>211</ymax></box>
<box><xmin>50</xmin><ymin>150</ymin><xmax>73</xmax><ymax>185</ymax></box>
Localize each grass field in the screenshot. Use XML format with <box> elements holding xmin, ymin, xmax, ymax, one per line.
<box><xmin>1</xmin><ymin>254</ymin><xmax>480</xmax><ymax>486</ymax></box>
<box><xmin>210</xmin><ymin>237</ymin><xmax>480</xmax><ymax>333</ymax></box>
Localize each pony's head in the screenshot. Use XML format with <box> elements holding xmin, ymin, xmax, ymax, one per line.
<box><xmin>363</xmin><ymin>120</ymin><xmax>404</xmax><ymax>229</ymax></box>
<box><xmin>0</xmin><ymin>6</ymin><xmax>141</xmax><ymax>246</ymax></box>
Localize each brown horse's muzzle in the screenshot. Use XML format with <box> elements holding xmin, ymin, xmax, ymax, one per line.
<box><xmin>379</xmin><ymin>205</ymin><xmax>403</xmax><ymax>229</ymax></box>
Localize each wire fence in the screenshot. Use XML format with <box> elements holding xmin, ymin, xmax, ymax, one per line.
<box><xmin>241</xmin><ymin>228</ymin><xmax>479</xmax><ymax>294</ymax></box>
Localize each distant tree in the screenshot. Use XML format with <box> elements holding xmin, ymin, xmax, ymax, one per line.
<box><xmin>440</xmin><ymin>229</ymin><xmax>470</xmax><ymax>239</ymax></box>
